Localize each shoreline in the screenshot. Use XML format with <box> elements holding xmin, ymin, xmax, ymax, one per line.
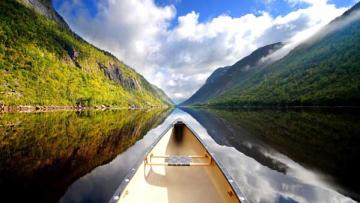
<box><xmin>0</xmin><ymin>104</ymin><xmax>170</xmax><ymax>113</ymax></box>
<box><xmin>178</xmin><ymin>105</ymin><xmax>360</xmax><ymax>110</ymax></box>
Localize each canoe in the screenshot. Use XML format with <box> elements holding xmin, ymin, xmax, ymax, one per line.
<box><xmin>109</xmin><ymin>120</ymin><xmax>248</xmax><ymax>203</ymax></box>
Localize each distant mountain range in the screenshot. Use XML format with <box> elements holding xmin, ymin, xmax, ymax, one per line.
<box><xmin>182</xmin><ymin>2</ymin><xmax>360</xmax><ymax>107</ymax></box>
<box><xmin>0</xmin><ymin>0</ymin><xmax>173</xmax><ymax>107</ymax></box>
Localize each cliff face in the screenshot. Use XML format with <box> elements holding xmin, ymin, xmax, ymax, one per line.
<box><xmin>18</xmin><ymin>0</ymin><xmax>68</xmax><ymax>28</ymax></box>
<box><xmin>0</xmin><ymin>0</ymin><xmax>173</xmax><ymax>107</ymax></box>
<box><xmin>98</xmin><ymin>62</ymin><xmax>141</xmax><ymax>90</ymax></box>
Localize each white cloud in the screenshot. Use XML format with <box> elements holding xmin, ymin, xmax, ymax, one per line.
<box><xmin>57</xmin><ymin>0</ymin><xmax>349</xmax><ymax>103</ymax></box>
<box><xmin>286</xmin><ymin>0</ymin><xmax>328</xmax><ymax>6</ymax></box>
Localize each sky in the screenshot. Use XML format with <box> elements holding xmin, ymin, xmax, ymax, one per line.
<box><xmin>53</xmin><ymin>0</ymin><xmax>356</xmax><ymax>103</ymax></box>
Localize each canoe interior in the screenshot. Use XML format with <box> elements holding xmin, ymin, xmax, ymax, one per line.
<box><xmin>114</xmin><ymin>122</ymin><xmax>241</xmax><ymax>203</ymax></box>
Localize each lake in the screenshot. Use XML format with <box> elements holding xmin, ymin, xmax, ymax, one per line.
<box><xmin>0</xmin><ymin>108</ymin><xmax>359</xmax><ymax>203</ymax></box>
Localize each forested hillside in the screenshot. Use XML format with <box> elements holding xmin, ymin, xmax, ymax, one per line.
<box><xmin>183</xmin><ymin>2</ymin><xmax>360</xmax><ymax>107</ymax></box>
<box><xmin>181</xmin><ymin>42</ymin><xmax>283</xmax><ymax>106</ymax></box>
<box><xmin>0</xmin><ymin>0</ymin><xmax>173</xmax><ymax>107</ymax></box>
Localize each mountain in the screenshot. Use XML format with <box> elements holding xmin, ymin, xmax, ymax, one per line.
<box><xmin>0</xmin><ymin>0</ymin><xmax>173</xmax><ymax>107</ymax></box>
<box><xmin>182</xmin><ymin>2</ymin><xmax>360</xmax><ymax>107</ymax></box>
<box><xmin>151</xmin><ymin>84</ymin><xmax>174</xmax><ymax>105</ymax></box>
<box><xmin>181</xmin><ymin>42</ymin><xmax>283</xmax><ymax>106</ymax></box>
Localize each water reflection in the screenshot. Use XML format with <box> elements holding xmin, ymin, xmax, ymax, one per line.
<box><xmin>65</xmin><ymin>108</ymin><xmax>357</xmax><ymax>203</ymax></box>
<box><xmin>0</xmin><ymin>109</ymin><xmax>172</xmax><ymax>203</ymax></box>
<box><xmin>1</xmin><ymin>108</ymin><xmax>358</xmax><ymax>203</ymax></box>
<box><xmin>181</xmin><ymin>107</ymin><xmax>359</xmax><ymax>203</ymax></box>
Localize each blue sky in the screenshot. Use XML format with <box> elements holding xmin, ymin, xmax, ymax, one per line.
<box><xmin>155</xmin><ymin>0</ymin><xmax>304</xmax><ymax>22</ymax></box>
<box><xmin>54</xmin><ymin>0</ymin><xmax>354</xmax><ymax>23</ymax></box>
<box><xmin>54</xmin><ymin>0</ymin><xmax>356</xmax><ymax>103</ymax></box>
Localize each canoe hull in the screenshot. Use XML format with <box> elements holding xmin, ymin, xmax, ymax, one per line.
<box><xmin>110</xmin><ymin>120</ymin><xmax>248</xmax><ymax>203</ymax></box>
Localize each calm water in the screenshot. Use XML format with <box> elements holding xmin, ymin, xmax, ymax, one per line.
<box><xmin>0</xmin><ymin>108</ymin><xmax>359</xmax><ymax>203</ymax></box>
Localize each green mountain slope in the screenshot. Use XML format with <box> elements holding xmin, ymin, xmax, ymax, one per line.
<box><xmin>0</xmin><ymin>0</ymin><xmax>173</xmax><ymax>107</ymax></box>
<box><xmin>181</xmin><ymin>42</ymin><xmax>283</xmax><ymax>106</ymax></box>
<box><xmin>183</xmin><ymin>2</ymin><xmax>360</xmax><ymax>107</ymax></box>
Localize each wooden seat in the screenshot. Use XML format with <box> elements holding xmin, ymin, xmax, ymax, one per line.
<box><xmin>145</xmin><ymin>154</ymin><xmax>211</xmax><ymax>166</ymax></box>
<box><xmin>166</xmin><ymin>155</ymin><xmax>192</xmax><ymax>166</ymax></box>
